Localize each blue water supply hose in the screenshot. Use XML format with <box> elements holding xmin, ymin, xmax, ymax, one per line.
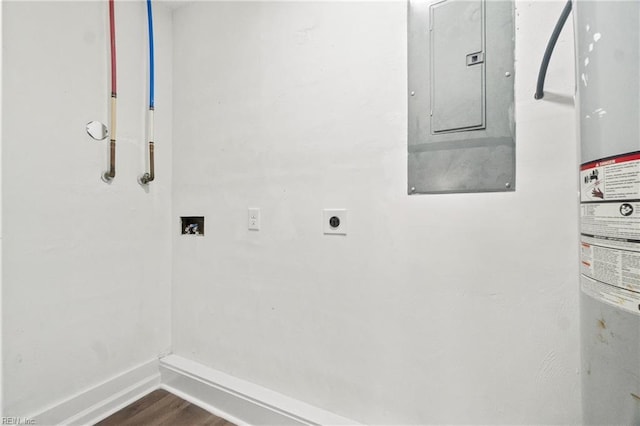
<box><xmin>139</xmin><ymin>0</ymin><xmax>156</xmax><ymax>185</ymax></box>
<box><xmin>147</xmin><ymin>0</ymin><xmax>154</xmax><ymax>109</ymax></box>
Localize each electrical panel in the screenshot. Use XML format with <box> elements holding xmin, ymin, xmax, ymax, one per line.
<box><xmin>408</xmin><ymin>0</ymin><xmax>515</xmax><ymax>194</ymax></box>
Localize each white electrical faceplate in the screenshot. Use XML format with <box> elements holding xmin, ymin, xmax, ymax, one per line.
<box><xmin>248</xmin><ymin>208</ymin><xmax>260</xmax><ymax>231</ymax></box>
<box><xmin>323</xmin><ymin>209</ymin><xmax>347</xmax><ymax>235</ymax></box>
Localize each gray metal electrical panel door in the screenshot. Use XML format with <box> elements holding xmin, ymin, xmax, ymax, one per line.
<box><xmin>408</xmin><ymin>0</ymin><xmax>515</xmax><ymax>194</ymax></box>
<box><xmin>431</xmin><ymin>0</ymin><xmax>485</xmax><ymax>133</ymax></box>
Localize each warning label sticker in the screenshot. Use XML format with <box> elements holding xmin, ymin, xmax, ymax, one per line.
<box><xmin>580</xmin><ymin>236</ymin><xmax>640</xmax><ymax>293</ymax></box>
<box><xmin>581</xmin><ymin>202</ymin><xmax>640</xmax><ymax>241</ymax></box>
<box><xmin>580</xmin><ymin>151</ymin><xmax>640</xmax><ymax>316</ymax></box>
<box><xmin>581</xmin><ymin>151</ymin><xmax>640</xmax><ymax>202</ymax></box>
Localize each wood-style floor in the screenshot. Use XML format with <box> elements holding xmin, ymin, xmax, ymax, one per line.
<box><xmin>95</xmin><ymin>389</ymin><xmax>236</xmax><ymax>426</ymax></box>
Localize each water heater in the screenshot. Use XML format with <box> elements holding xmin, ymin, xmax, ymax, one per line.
<box><xmin>574</xmin><ymin>1</ymin><xmax>640</xmax><ymax>423</ymax></box>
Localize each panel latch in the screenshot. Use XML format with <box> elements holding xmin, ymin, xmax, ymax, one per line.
<box><xmin>466</xmin><ymin>51</ymin><xmax>484</xmax><ymax>66</ymax></box>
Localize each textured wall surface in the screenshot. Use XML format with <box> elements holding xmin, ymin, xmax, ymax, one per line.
<box><xmin>1</xmin><ymin>0</ymin><xmax>582</xmax><ymax>422</ymax></box>
<box><xmin>171</xmin><ymin>1</ymin><xmax>581</xmax><ymax>424</ymax></box>
<box><xmin>2</xmin><ymin>1</ymin><xmax>173</xmax><ymax>416</ymax></box>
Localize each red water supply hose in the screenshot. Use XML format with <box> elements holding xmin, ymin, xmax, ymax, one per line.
<box><xmin>103</xmin><ymin>0</ymin><xmax>117</xmax><ymax>182</ymax></box>
<box><xmin>109</xmin><ymin>0</ymin><xmax>116</xmax><ymax>95</ymax></box>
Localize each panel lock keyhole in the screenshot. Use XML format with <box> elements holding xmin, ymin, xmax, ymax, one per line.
<box><xmin>466</xmin><ymin>52</ymin><xmax>484</xmax><ymax>66</ymax></box>
<box><xmin>329</xmin><ymin>216</ymin><xmax>341</xmax><ymax>228</ymax></box>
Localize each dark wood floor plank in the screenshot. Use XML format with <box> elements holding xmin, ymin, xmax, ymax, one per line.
<box><xmin>120</xmin><ymin>393</ymin><xmax>189</xmax><ymax>425</ymax></box>
<box><xmin>95</xmin><ymin>389</ymin><xmax>235</xmax><ymax>426</ymax></box>
<box><xmin>96</xmin><ymin>389</ymin><xmax>170</xmax><ymax>426</ymax></box>
<box><xmin>156</xmin><ymin>401</ymin><xmax>216</xmax><ymax>426</ymax></box>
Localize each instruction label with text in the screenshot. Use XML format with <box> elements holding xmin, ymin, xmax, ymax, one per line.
<box><xmin>580</xmin><ymin>151</ymin><xmax>640</xmax><ymax>315</ymax></box>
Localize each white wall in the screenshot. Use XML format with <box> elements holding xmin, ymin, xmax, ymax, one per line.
<box><xmin>171</xmin><ymin>1</ymin><xmax>580</xmax><ymax>424</ymax></box>
<box><xmin>2</xmin><ymin>1</ymin><xmax>172</xmax><ymax>417</ymax></box>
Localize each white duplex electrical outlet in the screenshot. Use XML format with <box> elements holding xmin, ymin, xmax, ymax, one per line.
<box><xmin>323</xmin><ymin>209</ymin><xmax>347</xmax><ymax>235</ymax></box>
<box><xmin>248</xmin><ymin>208</ymin><xmax>260</xmax><ymax>231</ymax></box>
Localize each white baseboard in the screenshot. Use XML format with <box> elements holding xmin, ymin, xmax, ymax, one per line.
<box><xmin>31</xmin><ymin>358</ymin><xmax>160</xmax><ymax>426</ymax></box>
<box><xmin>159</xmin><ymin>355</ymin><xmax>358</xmax><ymax>426</ymax></box>
<box><xmin>26</xmin><ymin>355</ymin><xmax>356</xmax><ymax>426</ymax></box>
